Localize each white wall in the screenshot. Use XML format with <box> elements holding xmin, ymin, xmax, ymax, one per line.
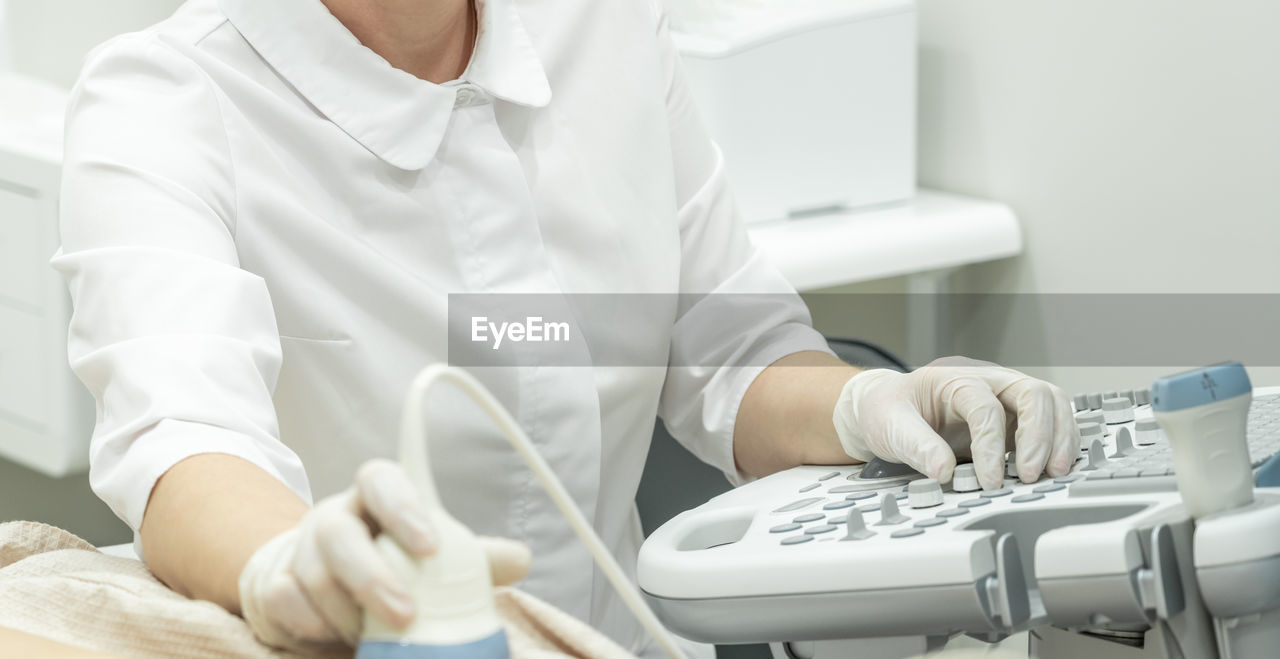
<box><xmin>5</xmin><ymin>0</ymin><xmax>184</xmax><ymax>88</ymax></box>
<box><xmin>811</xmin><ymin>0</ymin><xmax>1280</xmax><ymax>394</ymax></box>
<box><xmin>0</xmin><ymin>0</ymin><xmax>182</xmax><ymax>545</ymax></box>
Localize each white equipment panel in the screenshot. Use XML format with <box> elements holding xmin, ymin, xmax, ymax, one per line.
<box><xmin>639</xmin><ymin>386</ymin><xmax>1280</xmax><ymax>658</ymax></box>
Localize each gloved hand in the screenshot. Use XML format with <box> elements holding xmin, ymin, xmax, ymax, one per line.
<box><xmin>238</xmin><ymin>459</ymin><xmax>531</xmax><ymax>650</ymax></box>
<box><xmin>833</xmin><ymin>357</ymin><xmax>1080</xmax><ymax>490</ymax></box>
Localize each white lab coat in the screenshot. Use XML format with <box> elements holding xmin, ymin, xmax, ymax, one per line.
<box><xmin>53</xmin><ymin>0</ymin><xmax>832</xmax><ymax>655</ymax></box>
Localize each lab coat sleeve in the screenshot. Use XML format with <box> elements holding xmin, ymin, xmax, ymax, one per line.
<box><xmin>51</xmin><ymin>36</ymin><xmax>312</xmax><ymax>532</ymax></box>
<box><xmin>650</xmin><ymin>10</ymin><xmax>836</xmax><ymax>486</ymax></box>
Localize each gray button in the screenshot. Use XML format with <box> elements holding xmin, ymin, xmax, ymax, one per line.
<box><xmin>959</xmin><ymin>498</ymin><xmax>991</xmax><ymax>508</ymax></box>
<box><xmin>817</xmin><ymin>471</ymin><xmax>840</xmax><ymax>481</ymax></box>
<box><xmin>876</xmin><ymin>493</ymin><xmax>911</xmax><ymax>525</ymax></box>
<box><xmin>1136</xmin><ymin>388</ymin><xmax>1151</xmax><ymax>406</ymax></box>
<box><xmin>845</xmin><ymin>491</ymin><xmax>877</xmax><ymax>501</ymax></box>
<box><xmin>1011</xmin><ymin>493</ymin><xmax>1044</xmax><ymax>503</ymax></box>
<box><xmin>915</xmin><ymin>517</ymin><xmax>947</xmax><ymax>528</ymax></box>
<box><xmin>1087</xmin><ymin>393</ymin><xmax>1104</xmax><ymax>409</ymax></box>
<box><xmin>828</xmin><ymin>485</ymin><xmax>863</xmax><ymax>493</ymax></box>
<box><xmin>773</xmin><ymin>497</ymin><xmax>823</xmax><ymax>513</ymax></box>
<box><xmin>781</xmin><ymin>535</ymin><xmax>814</xmax><ymax>546</ymax></box>
<box><xmin>799</xmin><ymin>483</ymin><xmax>821</xmax><ymax>493</ymax></box>
<box><xmin>937</xmin><ymin>508</ymin><xmax>970</xmax><ymax>517</ymax></box>
<box><xmin>1055</xmin><ymin>474</ymin><xmax>1084</xmax><ymax>483</ymax></box>
<box><xmin>823</xmin><ymin>499</ymin><xmax>857</xmax><ymax>511</ymax></box>
<box><xmin>770</xmin><ymin>523</ymin><xmax>802</xmax><ymax>533</ymax></box>
<box><xmin>858</xmin><ymin>504</ymin><xmax>881</xmax><ymax>514</ymax></box>
<box><xmin>841</xmin><ymin>508</ymin><xmax>876</xmax><ymax>541</ymax></box>
<box><xmin>1119</xmin><ymin>389</ymin><xmax>1135</xmax><ymax>406</ymax></box>
<box><xmin>891</xmin><ymin>528</ymin><xmax>925</xmax><ymax>539</ymax></box>
<box><xmin>1033</xmin><ymin>483</ymin><xmax>1066</xmax><ymax>493</ymax></box>
<box><xmin>793</xmin><ymin>513</ymin><xmax>825</xmax><ymax>524</ymax></box>
<box><xmin>805</xmin><ymin>524</ymin><xmax>838</xmax><ymax>535</ymax></box>
<box><xmin>980</xmin><ymin>488</ymin><xmax>1013</xmax><ymax>498</ymax></box>
<box><xmin>828</xmin><ymin>516</ymin><xmax>847</xmax><ymax>524</ymax></box>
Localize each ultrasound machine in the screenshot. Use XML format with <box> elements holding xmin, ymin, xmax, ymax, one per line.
<box><xmin>638</xmin><ymin>362</ymin><xmax>1280</xmax><ymax>658</ymax></box>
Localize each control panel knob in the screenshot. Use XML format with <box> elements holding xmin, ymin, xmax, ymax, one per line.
<box><xmin>1081</xmin><ymin>438</ymin><xmax>1108</xmax><ymax>471</ymax></box>
<box><xmin>1102</xmin><ymin>397</ymin><xmax>1135</xmax><ymax>425</ymax></box>
<box><xmin>1119</xmin><ymin>389</ymin><xmax>1136</xmax><ymax>406</ymax></box>
<box><xmin>1073</xmin><ymin>393</ymin><xmax>1089</xmax><ymax>412</ymax></box>
<box><xmin>1135</xmin><ymin>388</ymin><xmax>1152</xmax><ymax>406</ymax></box>
<box><xmin>1152</xmin><ymin>362</ymin><xmax>1254</xmax><ymax>518</ymax></box>
<box><xmin>952</xmin><ymin>464</ymin><xmax>981</xmax><ymax>492</ymax></box>
<box><xmin>1086</xmin><ymin>393</ymin><xmax>1104</xmax><ymax>410</ymax></box>
<box><xmin>1005</xmin><ymin>452</ymin><xmax>1019</xmax><ymax>479</ymax></box>
<box><xmin>1076</xmin><ymin>409</ymin><xmax>1106</xmax><ymax>430</ymax></box>
<box><xmin>907</xmin><ymin>478</ymin><xmax>944</xmax><ymax>508</ymax></box>
<box><xmin>1078</xmin><ymin>422</ymin><xmax>1104</xmax><ymax>452</ymax></box>
<box><xmin>876</xmin><ymin>493</ymin><xmax>910</xmax><ymax>525</ymax></box>
<box><xmin>842</xmin><ymin>508</ymin><xmax>876</xmax><ymax>541</ymax></box>
<box><xmin>1112</xmin><ymin>426</ymin><xmax>1138</xmax><ymax>458</ymax></box>
<box><xmin>1135</xmin><ymin>418</ymin><xmax>1162</xmax><ymax>445</ymax></box>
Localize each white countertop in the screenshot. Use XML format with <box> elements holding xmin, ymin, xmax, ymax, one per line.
<box><xmin>747</xmin><ymin>189</ymin><xmax>1023</xmax><ymax>291</ymax></box>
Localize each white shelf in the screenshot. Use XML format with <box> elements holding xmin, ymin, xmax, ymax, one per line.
<box><xmin>747</xmin><ymin>189</ymin><xmax>1023</xmax><ymax>291</ymax></box>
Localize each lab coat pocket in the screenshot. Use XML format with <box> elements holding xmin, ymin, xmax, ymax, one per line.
<box><xmin>272</xmin><ymin>334</ymin><xmax>381</xmax><ymax>497</ymax></box>
<box><xmin>274</xmin><ymin>334</ymin><xmax>361</xmax><ymax>419</ymax></box>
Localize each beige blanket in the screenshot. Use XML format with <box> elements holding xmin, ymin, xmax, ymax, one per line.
<box><xmin>0</xmin><ymin>521</ymin><xmax>634</xmax><ymax>658</ymax></box>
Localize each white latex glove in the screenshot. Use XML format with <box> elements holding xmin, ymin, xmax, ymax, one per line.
<box><xmin>833</xmin><ymin>357</ymin><xmax>1080</xmax><ymax>490</ymax></box>
<box><xmin>238</xmin><ymin>459</ymin><xmax>531</xmax><ymax>651</ymax></box>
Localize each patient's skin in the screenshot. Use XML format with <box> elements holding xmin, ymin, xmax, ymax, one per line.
<box><xmin>0</xmin><ymin>626</ymin><xmax>120</xmax><ymax>658</ymax></box>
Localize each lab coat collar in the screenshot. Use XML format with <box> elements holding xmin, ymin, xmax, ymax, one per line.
<box><xmin>219</xmin><ymin>0</ymin><xmax>551</xmax><ymax>170</ymax></box>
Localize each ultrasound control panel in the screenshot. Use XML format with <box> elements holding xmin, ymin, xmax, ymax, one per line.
<box><xmin>638</xmin><ymin>382</ymin><xmax>1280</xmax><ymax>658</ymax></box>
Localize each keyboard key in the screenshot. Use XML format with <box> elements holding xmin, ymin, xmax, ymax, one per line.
<box><xmin>773</xmin><ymin>497</ymin><xmax>823</xmax><ymax>513</ymax></box>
